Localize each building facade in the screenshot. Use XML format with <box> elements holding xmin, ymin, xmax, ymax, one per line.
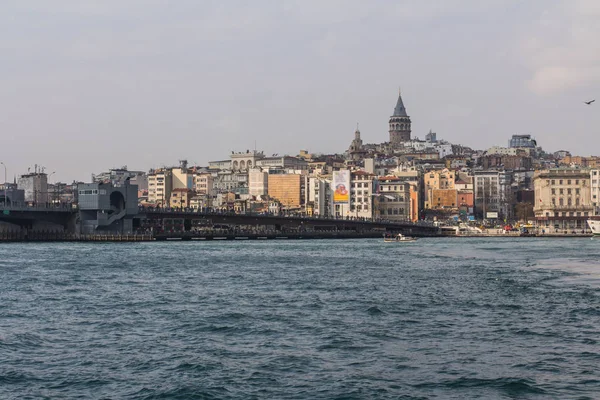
<box><xmin>249</xmin><ymin>169</ymin><xmax>269</xmax><ymax>197</ymax></box>
<box><xmin>534</xmin><ymin>169</ymin><xmax>594</xmax><ymax>232</ymax></box>
<box><xmin>376</xmin><ymin>176</ymin><xmax>411</xmax><ymax>221</ymax></box>
<box><xmin>148</xmin><ymin>169</ymin><xmax>172</xmax><ymax>205</ymax></box>
<box><xmin>473</xmin><ymin>170</ymin><xmax>513</xmax><ymax>220</ymax></box>
<box><xmin>389</xmin><ymin>90</ymin><xmax>412</xmax><ymax>147</ymax></box>
<box><xmin>267</xmin><ymin>173</ymin><xmax>304</xmax><ymax>209</ymax></box>
<box><xmin>17</xmin><ymin>173</ymin><xmax>48</xmax><ymax>204</ymax></box>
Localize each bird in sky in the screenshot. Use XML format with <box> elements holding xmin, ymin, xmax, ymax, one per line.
<box><xmin>584</xmin><ymin>99</ymin><xmax>595</xmax><ymax>105</ymax></box>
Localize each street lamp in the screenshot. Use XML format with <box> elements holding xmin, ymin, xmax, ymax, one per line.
<box><xmin>48</xmin><ymin>172</ymin><xmax>56</xmax><ymax>205</ymax></box>
<box><xmin>0</xmin><ymin>162</ymin><xmax>6</xmax><ymax>207</ymax></box>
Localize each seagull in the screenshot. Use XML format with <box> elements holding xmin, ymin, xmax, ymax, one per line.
<box><xmin>584</xmin><ymin>99</ymin><xmax>595</xmax><ymax>105</ymax></box>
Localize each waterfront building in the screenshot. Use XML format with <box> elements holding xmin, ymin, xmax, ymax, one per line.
<box><xmin>392</xmin><ymin>165</ymin><xmax>422</xmax><ymax>222</ymax></box>
<box><xmin>17</xmin><ymin>172</ymin><xmax>48</xmax><ymax>204</ymax></box>
<box><xmin>147</xmin><ymin>168</ymin><xmax>172</xmax><ymax>205</ymax></box>
<box><xmin>389</xmin><ymin>89</ymin><xmax>412</xmax><ymax>147</ymax></box>
<box><xmin>350</xmin><ymin>170</ymin><xmax>374</xmax><ymax>219</ymax></box>
<box><xmin>473</xmin><ymin>170</ymin><xmax>513</xmax><ymax>220</ymax></box>
<box><xmin>375</xmin><ymin>176</ymin><xmax>411</xmax><ymax>221</ymax></box>
<box><xmin>591</xmin><ymin>169</ymin><xmax>600</xmax><ymax>214</ymax></box>
<box><xmin>267</xmin><ymin>173</ymin><xmax>305</xmax><ymax>209</ymax></box>
<box><xmin>533</xmin><ymin>169</ymin><xmax>594</xmax><ymax>232</ymax></box>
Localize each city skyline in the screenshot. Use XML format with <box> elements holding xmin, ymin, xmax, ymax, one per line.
<box><xmin>2</xmin><ymin>0</ymin><xmax>599</xmax><ymax>182</ymax></box>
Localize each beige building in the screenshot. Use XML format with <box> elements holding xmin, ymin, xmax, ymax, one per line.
<box><xmin>169</xmin><ymin>188</ymin><xmax>193</xmax><ymax>208</ymax></box>
<box><xmin>194</xmin><ymin>172</ymin><xmax>214</xmax><ymax>196</ymax></box>
<box><xmin>231</xmin><ymin>150</ymin><xmax>265</xmax><ymax>171</ymax></box>
<box><xmin>268</xmin><ymin>173</ymin><xmax>304</xmax><ymax>209</ymax></box>
<box><xmin>376</xmin><ymin>176</ymin><xmax>411</xmax><ymax>221</ymax></box>
<box><xmin>148</xmin><ymin>169</ymin><xmax>172</xmax><ymax>205</ymax></box>
<box><xmin>534</xmin><ymin>169</ymin><xmax>594</xmax><ymax>232</ymax></box>
<box><xmin>424</xmin><ymin>168</ymin><xmax>457</xmax><ymax>210</ymax></box>
<box><xmin>172</xmin><ymin>166</ymin><xmax>193</xmax><ymax>190</ymax></box>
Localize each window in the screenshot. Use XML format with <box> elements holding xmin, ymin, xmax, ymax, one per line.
<box><xmin>576</xmin><ymin>198</ymin><xmax>580</xmax><ymax>206</ymax></box>
<box><xmin>576</xmin><ymin>188</ymin><xmax>580</xmax><ymax>195</ymax></box>
<box><xmin>551</xmin><ymin>180</ymin><xmax>555</xmax><ymax>185</ymax></box>
<box><xmin>559</xmin><ymin>189</ymin><xmax>564</xmax><ymax>195</ymax></box>
<box><xmin>576</xmin><ymin>180</ymin><xmax>579</xmax><ymax>184</ymax></box>
<box><xmin>551</xmin><ymin>189</ymin><xmax>556</xmax><ymax>195</ymax></box>
<box><xmin>559</xmin><ymin>180</ymin><xmax>563</xmax><ymax>185</ymax></box>
<box><xmin>567</xmin><ymin>180</ymin><xmax>571</xmax><ymax>185</ymax></box>
<box><xmin>568</xmin><ymin>189</ymin><xmax>572</xmax><ymax>195</ymax></box>
<box><xmin>559</xmin><ymin>198</ymin><xmax>564</xmax><ymax>206</ymax></box>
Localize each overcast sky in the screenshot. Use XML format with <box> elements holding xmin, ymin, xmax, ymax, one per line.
<box><xmin>1</xmin><ymin>0</ymin><xmax>599</xmax><ymax>182</ymax></box>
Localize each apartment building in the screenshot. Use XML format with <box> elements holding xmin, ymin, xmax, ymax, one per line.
<box><xmin>534</xmin><ymin>169</ymin><xmax>594</xmax><ymax>231</ymax></box>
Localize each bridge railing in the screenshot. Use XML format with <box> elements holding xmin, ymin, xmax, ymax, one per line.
<box><xmin>0</xmin><ymin>202</ymin><xmax>76</xmax><ymax>212</ymax></box>
<box><xmin>139</xmin><ymin>206</ymin><xmax>436</xmax><ymax>228</ymax></box>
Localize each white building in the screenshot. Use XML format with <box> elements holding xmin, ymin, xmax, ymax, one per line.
<box><xmin>147</xmin><ymin>169</ymin><xmax>172</xmax><ymax>205</ymax></box>
<box><xmin>18</xmin><ymin>173</ymin><xmax>48</xmax><ymax>204</ymax></box>
<box><xmin>307</xmin><ymin>176</ymin><xmax>332</xmax><ymax>217</ymax></box>
<box><xmin>249</xmin><ymin>169</ymin><xmax>268</xmax><ymax>197</ymax></box>
<box><xmin>591</xmin><ymin>169</ymin><xmax>600</xmax><ymax>214</ymax></box>
<box><xmin>332</xmin><ymin>170</ymin><xmax>375</xmax><ymax>219</ymax></box>
<box><xmin>473</xmin><ymin>170</ymin><xmax>513</xmax><ymax>219</ymax></box>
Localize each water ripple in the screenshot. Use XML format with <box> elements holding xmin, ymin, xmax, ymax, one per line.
<box><xmin>0</xmin><ymin>238</ymin><xmax>599</xmax><ymax>399</ymax></box>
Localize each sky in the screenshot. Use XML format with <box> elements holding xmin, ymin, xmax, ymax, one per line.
<box><xmin>1</xmin><ymin>0</ymin><xmax>599</xmax><ymax>182</ymax></box>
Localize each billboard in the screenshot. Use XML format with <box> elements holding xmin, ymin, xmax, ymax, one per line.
<box><xmin>332</xmin><ymin>170</ymin><xmax>350</xmax><ymax>204</ymax></box>
<box><xmin>486</xmin><ymin>212</ymin><xmax>499</xmax><ymax>219</ymax></box>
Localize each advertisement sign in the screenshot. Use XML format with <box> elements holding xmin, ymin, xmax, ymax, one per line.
<box><xmin>486</xmin><ymin>212</ymin><xmax>499</xmax><ymax>219</ymax></box>
<box><xmin>332</xmin><ymin>170</ymin><xmax>350</xmax><ymax>204</ymax></box>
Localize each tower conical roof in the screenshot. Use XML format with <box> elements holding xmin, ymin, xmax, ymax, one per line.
<box><xmin>393</xmin><ymin>90</ymin><xmax>408</xmax><ymax>117</ymax></box>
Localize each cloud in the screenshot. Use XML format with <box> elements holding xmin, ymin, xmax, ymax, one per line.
<box><xmin>523</xmin><ymin>0</ymin><xmax>600</xmax><ymax>95</ymax></box>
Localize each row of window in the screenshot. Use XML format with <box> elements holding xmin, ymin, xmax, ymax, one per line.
<box><xmin>545</xmin><ymin>211</ymin><xmax>589</xmax><ymax>217</ymax></box>
<box><xmin>551</xmin><ymin>198</ymin><xmax>582</xmax><ymax>206</ymax></box>
<box><xmin>546</xmin><ymin>179</ymin><xmax>583</xmax><ymax>185</ymax></box>
<box><xmin>551</xmin><ymin>188</ymin><xmax>580</xmax><ymax>195</ymax></box>
<box><xmin>380</xmin><ymin>208</ymin><xmax>406</xmax><ymax>215</ymax></box>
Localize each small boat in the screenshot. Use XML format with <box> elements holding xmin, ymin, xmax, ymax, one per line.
<box><xmin>384</xmin><ymin>233</ymin><xmax>417</xmax><ymax>242</ymax></box>
<box><xmin>587</xmin><ymin>219</ymin><xmax>600</xmax><ymax>236</ymax></box>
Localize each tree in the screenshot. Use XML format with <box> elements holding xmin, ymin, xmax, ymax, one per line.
<box><xmin>515</xmin><ymin>202</ymin><xmax>533</xmax><ymax>223</ymax></box>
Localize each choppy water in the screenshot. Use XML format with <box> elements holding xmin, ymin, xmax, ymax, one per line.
<box><xmin>1</xmin><ymin>238</ymin><xmax>599</xmax><ymax>399</ymax></box>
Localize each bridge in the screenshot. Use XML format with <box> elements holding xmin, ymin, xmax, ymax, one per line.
<box><xmin>0</xmin><ymin>204</ymin><xmax>440</xmax><ymax>240</ymax></box>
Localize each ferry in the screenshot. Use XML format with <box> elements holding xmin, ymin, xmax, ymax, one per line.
<box><xmin>384</xmin><ymin>233</ymin><xmax>417</xmax><ymax>242</ymax></box>
<box><xmin>587</xmin><ymin>220</ymin><xmax>600</xmax><ymax>236</ymax></box>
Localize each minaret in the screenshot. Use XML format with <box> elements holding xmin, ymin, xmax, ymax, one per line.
<box><xmin>389</xmin><ymin>88</ymin><xmax>412</xmax><ymax>147</ymax></box>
